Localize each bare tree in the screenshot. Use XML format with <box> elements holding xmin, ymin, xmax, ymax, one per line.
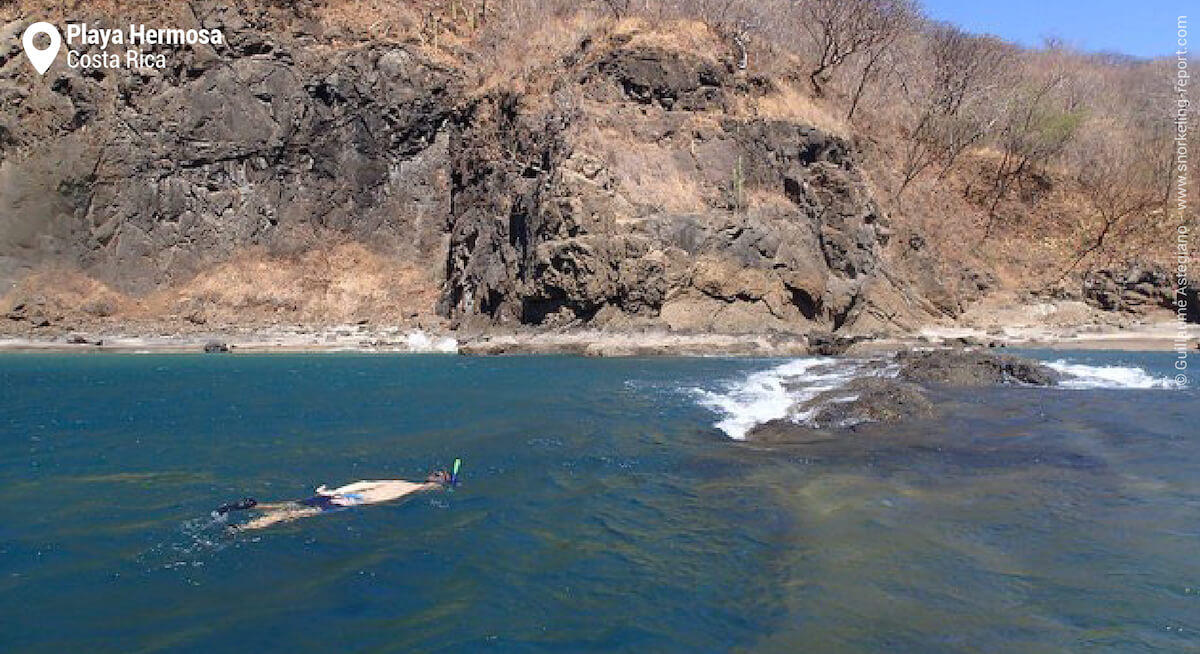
<box><xmin>1118</xmin><ymin>58</ymin><xmax>1185</xmax><ymax>211</ymax></box>
<box><xmin>598</xmin><ymin>0</ymin><xmax>633</xmax><ymax>19</ymax></box>
<box><xmin>666</xmin><ymin>0</ymin><xmax>783</xmax><ymax>70</ymax></box>
<box><xmin>894</xmin><ymin>25</ymin><xmax>1010</xmax><ymax>198</ymax></box>
<box><xmin>1050</xmin><ymin>127</ymin><xmax>1162</xmax><ymax>281</ymax></box>
<box><xmin>982</xmin><ymin>62</ymin><xmax>1082</xmax><ymax>237</ymax></box>
<box><xmin>845</xmin><ymin>0</ymin><xmax>917</xmax><ymax>120</ymax></box>
<box><xmin>797</xmin><ymin>0</ymin><xmax>912</xmax><ymax>97</ymax></box>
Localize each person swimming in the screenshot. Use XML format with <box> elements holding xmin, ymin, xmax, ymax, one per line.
<box><xmin>218</xmin><ymin>470</ymin><xmax>452</xmax><ymax>531</ymax></box>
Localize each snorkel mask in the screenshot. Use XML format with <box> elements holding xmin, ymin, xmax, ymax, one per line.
<box><xmin>431</xmin><ymin>459</ymin><xmax>462</xmax><ymax>487</ymax></box>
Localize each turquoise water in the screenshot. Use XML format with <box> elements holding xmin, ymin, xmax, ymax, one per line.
<box><xmin>1</xmin><ymin>352</ymin><xmax>1197</xmax><ymax>652</ymax></box>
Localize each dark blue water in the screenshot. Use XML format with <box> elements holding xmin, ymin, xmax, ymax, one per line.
<box><xmin>1</xmin><ymin>352</ymin><xmax>1197</xmax><ymax>653</ymax></box>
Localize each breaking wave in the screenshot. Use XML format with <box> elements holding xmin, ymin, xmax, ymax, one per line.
<box><xmin>404</xmin><ymin>331</ymin><xmax>458</xmax><ymax>353</ymax></box>
<box><xmin>694</xmin><ymin>358</ymin><xmax>879</xmax><ymax>440</ymax></box>
<box><xmin>1046</xmin><ymin>360</ymin><xmax>1183</xmax><ymax>389</ymax></box>
<box><xmin>696</xmin><ymin>356</ymin><xmax>1181</xmax><ymax>440</ymax></box>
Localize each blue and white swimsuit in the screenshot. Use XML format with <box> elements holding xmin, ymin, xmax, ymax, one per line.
<box><xmin>298</xmin><ymin>492</ymin><xmax>365</xmax><ymax>512</ymax></box>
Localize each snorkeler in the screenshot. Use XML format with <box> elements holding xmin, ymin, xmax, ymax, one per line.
<box><xmin>217</xmin><ymin>470</ymin><xmax>452</xmax><ymax>531</ymax></box>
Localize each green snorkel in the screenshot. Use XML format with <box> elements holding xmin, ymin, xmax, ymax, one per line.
<box><xmin>450</xmin><ymin>458</ymin><xmax>461</xmax><ymax>485</ymax></box>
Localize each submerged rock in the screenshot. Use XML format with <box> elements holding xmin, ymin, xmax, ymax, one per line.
<box><xmin>747</xmin><ymin>377</ymin><xmax>934</xmax><ymax>441</ymax></box>
<box><xmin>746</xmin><ymin>418</ymin><xmax>831</xmax><ymax>443</ymax></box>
<box><xmin>807</xmin><ymin>378</ymin><xmax>936</xmax><ymax>428</ymax></box>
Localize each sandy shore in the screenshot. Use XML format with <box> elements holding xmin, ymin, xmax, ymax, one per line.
<box><xmin>909</xmin><ymin>322</ymin><xmax>1199</xmax><ymax>353</ymax></box>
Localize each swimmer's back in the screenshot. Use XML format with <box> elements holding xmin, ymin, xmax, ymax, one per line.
<box><xmin>323</xmin><ymin>480</ymin><xmax>429</xmax><ymax>504</ymax></box>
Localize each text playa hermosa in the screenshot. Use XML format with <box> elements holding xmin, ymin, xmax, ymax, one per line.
<box><xmin>65</xmin><ymin>23</ymin><xmax>224</xmax><ymax>49</ymax></box>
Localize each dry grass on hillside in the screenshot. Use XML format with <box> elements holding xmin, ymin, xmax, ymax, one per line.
<box><xmin>862</xmin><ymin>138</ymin><xmax>1182</xmax><ymax>299</ymax></box>
<box><xmin>603</xmin><ymin>143</ymin><xmax>711</xmax><ymax>215</ymax></box>
<box><xmin>2</xmin><ymin>268</ymin><xmax>133</xmax><ymax>318</ymax></box>
<box><xmin>612</xmin><ymin>17</ymin><xmax>722</xmax><ymax>59</ymax></box>
<box><xmin>0</xmin><ymin>1</ymin><xmax>190</xmax><ymax>25</ymax></box>
<box><xmin>314</xmin><ymin>0</ymin><xmax>423</xmax><ymax>41</ymax></box>
<box><xmin>469</xmin><ymin>12</ymin><xmax>602</xmax><ymax>98</ymax></box>
<box><xmin>734</xmin><ymin>81</ymin><xmax>849</xmax><ymax>138</ymax></box>
<box><xmin>160</xmin><ymin>242</ymin><xmax>439</xmax><ymax>325</ymax></box>
<box><xmin>577</xmin><ymin>114</ymin><xmax>716</xmax><ymax>215</ymax></box>
<box><xmin>1</xmin><ymin>243</ymin><xmax>442</xmax><ymax>328</ymax></box>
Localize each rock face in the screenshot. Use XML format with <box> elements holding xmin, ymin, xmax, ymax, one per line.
<box><xmin>2</xmin><ymin>7</ymin><xmax>930</xmax><ymax>336</ymax></box>
<box><xmin>806</xmin><ymin>331</ymin><xmax>867</xmax><ymax>356</ymax></box>
<box><xmin>0</xmin><ymin>6</ymin><xmax>1182</xmax><ymax>337</ymax></box>
<box><xmin>1</xmin><ymin>3</ymin><xmax>458</xmax><ymax>296</ymax></box>
<box><xmin>591</xmin><ymin>47</ymin><xmax>730</xmax><ymax>111</ymax></box>
<box><xmin>1084</xmin><ymin>262</ymin><xmax>1198</xmax><ymax>322</ymax></box>
<box><xmin>440</xmin><ymin>40</ymin><xmax>921</xmax><ymax>334</ymax></box>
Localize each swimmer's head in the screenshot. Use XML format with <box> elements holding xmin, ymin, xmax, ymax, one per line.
<box><xmin>427</xmin><ymin>470</ymin><xmax>451</xmax><ymax>485</ymax></box>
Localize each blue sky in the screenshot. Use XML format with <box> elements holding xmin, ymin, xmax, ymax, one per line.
<box><xmin>919</xmin><ymin>0</ymin><xmax>1187</xmax><ymax>59</ymax></box>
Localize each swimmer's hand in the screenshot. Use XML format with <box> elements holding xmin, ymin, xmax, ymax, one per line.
<box><xmin>315</xmin><ymin>484</ymin><xmax>331</xmax><ymax>495</ymax></box>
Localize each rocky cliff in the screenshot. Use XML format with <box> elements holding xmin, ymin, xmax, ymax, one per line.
<box><xmin>2</xmin><ymin>3</ymin><xmax>458</xmax><ymax>295</ymax></box>
<box><xmin>439</xmin><ymin>38</ymin><xmax>926</xmax><ymax>335</ymax></box>
<box><xmin>0</xmin><ymin>3</ymin><xmax>1175</xmax><ymax>341</ymax></box>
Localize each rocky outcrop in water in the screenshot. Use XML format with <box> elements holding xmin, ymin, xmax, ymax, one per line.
<box><xmin>896</xmin><ymin>349</ymin><xmax>1060</xmax><ymax>386</ymax></box>
<box><xmin>747</xmin><ymin>349</ymin><xmax>1059</xmax><ymax>441</ymax></box>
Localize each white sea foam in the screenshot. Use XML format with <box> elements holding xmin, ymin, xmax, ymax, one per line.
<box><xmin>697</xmin><ymin>356</ymin><xmax>1179</xmax><ymax>440</ymax></box>
<box><xmin>695</xmin><ymin>358</ymin><xmax>868</xmax><ymax>440</ymax></box>
<box><xmin>404</xmin><ymin>331</ymin><xmax>458</xmax><ymax>353</ymax></box>
<box><xmin>1047</xmin><ymin>360</ymin><xmax>1182</xmax><ymax>389</ymax></box>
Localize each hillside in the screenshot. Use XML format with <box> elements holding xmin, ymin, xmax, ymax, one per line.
<box><xmin>1</xmin><ymin>1</ymin><xmax>1195</xmax><ymax>348</ymax></box>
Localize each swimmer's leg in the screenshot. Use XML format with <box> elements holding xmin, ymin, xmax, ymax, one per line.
<box><xmin>215</xmin><ymin>498</ymin><xmax>299</xmax><ymax>515</ymax></box>
<box><xmin>247</xmin><ymin>502</ymin><xmax>296</xmax><ymax>511</ymax></box>
<box><xmin>232</xmin><ymin>505</ymin><xmax>321</xmax><ymax>532</ymax></box>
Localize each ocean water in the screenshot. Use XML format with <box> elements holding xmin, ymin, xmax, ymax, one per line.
<box><xmin>1</xmin><ymin>351</ymin><xmax>1196</xmax><ymax>653</ymax></box>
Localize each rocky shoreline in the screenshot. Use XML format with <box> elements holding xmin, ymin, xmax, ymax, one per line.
<box><xmin>0</xmin><ymin>324</ymin><xmax>460</xmax><ymax>354</ymax></box>
<box><xmin>0</xmin><ymin>318</ymin><xmax>1194</xmax><ymax>355</ymax></box>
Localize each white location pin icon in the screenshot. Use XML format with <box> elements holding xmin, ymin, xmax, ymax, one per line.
<box><xmin>22</xmin><ymin>22</ymin><xmax>62</xmax><ymax>76</ymax></box>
